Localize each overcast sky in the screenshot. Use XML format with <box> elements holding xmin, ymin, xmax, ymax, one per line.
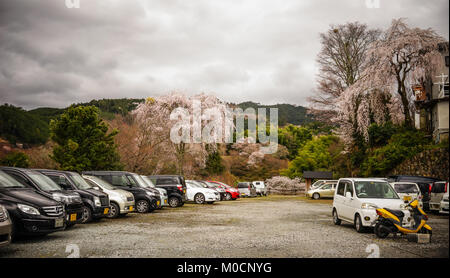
<box><xmin>0</xmin><ymin>0</ymin><xmax>448</xmax><ymax>110</ymax></box>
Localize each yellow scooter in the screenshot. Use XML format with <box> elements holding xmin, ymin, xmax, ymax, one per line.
<box><xmin>374</xmin><ymin>199</ymin><xmax>432</xmax><ymax>239</ymax></box>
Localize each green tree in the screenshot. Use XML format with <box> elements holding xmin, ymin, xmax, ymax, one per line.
<box><xmin>278</xmin><ymin>124</ymin><xmax>313</xmax><ymax>160</ymax></box>
<box><xmin>361</xmin><ymin>128</ymin><xmax>430</xmax><ymax>176</ymax></box>
<box><xmin>282</xmin><ymin>135</ymin><xmax>340</xmax><ymax>178</ymax></box>
<box><xmin>204</xmin><ymin>151</ymin><xmax>225</xmax><ymax>175</ymax></box>
<box><xmin>50</xmin><ymin>106</ymin><xmax>122</xmax><ymax>172</ymax></box>
<box><xmin>0</xmin><ymin>152</ymin><xmax>30</xmax><ymax>168</ymax></box>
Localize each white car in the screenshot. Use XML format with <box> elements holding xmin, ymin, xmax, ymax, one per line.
<box><xmin>83</xmin><ymin>175</ymin><xmax>135</xmax><ymax>218</ymax></box>
<box><xmin>439</xmin><ymin>191</ymin><xmax>449</xmax><ymax>214</ymax></box>
<box><xmin>252</xmin><ymin>181</ymin><xmax>267</xmax><ymax>196</ymax></box>
<box><xmin>391</xmin><ymin>182</ymin><xmax>423</xmax><ymax>208</ymax></box>
<box><xmin>186</xmin><ymin>180</ymin><xmax>220</xmax><ymax>204</ymax></box>
<box><xmin>332</xmin><ymin>178</ymin><xmax>411</xmax><ymax>233</ymax></box>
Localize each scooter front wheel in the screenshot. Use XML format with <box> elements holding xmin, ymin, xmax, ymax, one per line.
<box><xmin>374</xmin><ymin>222</ymin><xmax>390</xmax><ymax>238</ymax></box>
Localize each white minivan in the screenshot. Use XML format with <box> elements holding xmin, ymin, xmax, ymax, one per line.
<box><xmin>332</xmin><ymin>178</ymin><xmax>411</xmax><ymax>233</ymax></box>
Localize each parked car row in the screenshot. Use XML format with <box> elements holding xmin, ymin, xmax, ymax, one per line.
<box><xmin>0</xmin><ymin>167</ymin><xmax>252</xmax><ymax>248</ymax></box>
<box><xmin>330</xmin><ymin>177</ymin><xmax>448</xmax><ymax>237</ymax></box>
<box><xmin>307</xmin><ymin>176</ymin><xmax>449</xmax><ymax>214</ymax></box>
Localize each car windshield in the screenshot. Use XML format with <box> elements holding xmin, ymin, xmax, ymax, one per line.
<box><xmin>194</xmin><ymin>181</ymin><xmax>209</xmax><ymax>188</ymax></box>
<box><xmin>354</xmin><ymin>181</ymin><xmax>399</xmax><ymax>199</ymax></box>
<box><xmin>0</xmin><ymin>171</ymin><xmax>27</xmax><ymax>188</ymax></box>
<box><xmin>27</xmin><ymin>172</ymin><xmax>62</xmax><ymax>192</ymax></box>
<box><xmin>85</xmin><ymin>176</ymin><xmax>116</xmax><ymax>190</ymax></box>
<box><xmin>312</xmin><ymin>180</ymin><xmax>324</xmax><ymax>187</ymax></box>
<box><xmin>186</xmin><ymin>182</ymin><xmax>200</xmax><ymax>189</ymax></box>
<box><xmin>141</xmin><ymin>176</ymin><xmax>156</xmax><ymax>188</ymax></box>
<box><xmin>394</xmin><ymin>183</ymin><xmax>419</xmax><ymax>193</ymax></box>
<box><xmin>132</xmin><ymin>174</ymin><xmax>150</xmax><ymax>188</ymax></box>
<box><xmin>69</xmin><ymin>173</ymin><xmax>93</xmax><ymax>190</ymax></box>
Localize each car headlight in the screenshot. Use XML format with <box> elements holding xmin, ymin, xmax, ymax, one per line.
<box><xmin>18</xmin><ymin>204</ymin><xmax>40</xmax><ymax>215</ymax></box>
<box><xmin>361</xmin><ymin>203</ymin><xmax>378</xmax><ymax>209</ymax></box>
<box><xmin>52</xmin><ymin>193</ymin><xmax>69</xmax><ymax>203</ymax></box>
<box><xmin>0</xmin><ymin>206</ymin><xmax>9</xmax><ymax>221</ymax></box>
<box><xmin>94</xmin><ymin>197</ymin><xmax>101</xmax><ymax>207</ymax></box>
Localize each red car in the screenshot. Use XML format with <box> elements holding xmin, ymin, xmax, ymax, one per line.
<box><xmin>208</xmin><ymin>181</ymin><xmax>240</xmax><ymax>200</ymax></box>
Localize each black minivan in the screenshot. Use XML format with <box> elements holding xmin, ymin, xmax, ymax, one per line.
<box><xmin>35</xmin><ymin>170</ymin><xmax>110</xmax><ymax>223</ymax></box>
<box><xmin>0</xmin><ymin>167</ymin><xmax>84</xmax><ymax>227</ymax></box>
<box><xmin>82</xmin><ymin>171</ymin><xmax>160</xmax><ymax>213</ymax></box>
<box><xmin>148</xmin><ymin>175</ymin><xmax>187</xmax><ymax>207</ymax></box>
<box><xmin>0</xmin><ymin>170</ymin><xmax>66</xmax><ymax>238</ymax></box>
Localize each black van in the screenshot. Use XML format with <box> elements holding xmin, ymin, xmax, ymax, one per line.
<box><xmin>0</xmin><ymin>170</ymin><xmax>66</xmax><ymax>238</ymax></box>
<box><xmin>0</xmin><ymin>167</ymin><xmax>84</xmax><ymax>227</ymax></box>
<box><xmin>82</xmin><ymin>171</ymin><xmax>160</xmax><ymax>213</ymax></box>
<box><xmin>388</xmin><ymin>175</ymin><xmax>440</xmax><ymax>211</ymax></box>
<box><xmin>148</xmin><ymin>175</ymin><xmax>187</xmax><ymax>207</ymax></box>
<box><xmin>35</xmin><ymin>170</ymin><xmax>110</xmax><ymax>223</ymax></box>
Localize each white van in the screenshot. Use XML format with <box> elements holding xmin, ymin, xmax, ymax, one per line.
<box><xmin>332</xmin><ymin>178</ymin><xmax>411</xmax><ymax>233</ymax></box>
<box><xmin>252</xmin><ymin>181</ymin><xmax>267</xmax><ymax>196</ymax></box>
<box><xmin>391</xmin><ymin>182</ymin><xmax>423</xmax><ymax>208</ymax></box>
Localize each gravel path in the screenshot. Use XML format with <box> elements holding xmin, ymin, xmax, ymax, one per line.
<box><xmin>0</xmin><ymin>196</ymin><xmax>448</xmax><ymax>258</ymax></box>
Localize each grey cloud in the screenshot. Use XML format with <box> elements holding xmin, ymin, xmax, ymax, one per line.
<box><xmin>0</xmin><ymin>0</ymin><xmax>448</xmax><ymax>110</ymax></box>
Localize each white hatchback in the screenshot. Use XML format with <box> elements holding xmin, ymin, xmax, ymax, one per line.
<box><xmin>332</xmin><ymin>178</ymin><xmax>411</xmax><ymax>233</ymax></box>
<box><xmin>185</xmin><ymin>180</ymin><xmax>220</xmax><ymax>204</ymax></box>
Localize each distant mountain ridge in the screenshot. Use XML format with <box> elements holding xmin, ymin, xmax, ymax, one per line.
<box><xmin>1</xmin><ymin>98</ymin><xmax>312</xmax><ymax>146</ymax></box>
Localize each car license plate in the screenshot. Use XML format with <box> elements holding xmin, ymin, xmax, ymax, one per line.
<box><xmin>55</xmin><ymin>218</ymin><xmax>64</xmax><ymax>228</ymax></box>
<box><xmin>157</xmin><ymin>201</ymin><xmax>160</xmax><ymax>206</ymax></box>
<box><xmin>129</xmin><ymin>206</ymin><xmax>133</xmax><ymax>211</ymax></box>
<box><xmin>70</xmin><ymin>213</ymin><xmax>77</xmax><ymax>222</ymax></box>
<box><xmin>104</xmin><ymin>208</ymin><xmax>109</xmax><ymax>214</ymax></box>
<box><xmin>403</xmin><ymin>196</ymin><xmax>412</xmax><ymax>201</ymax></box>
<box><xmin>164</xmin><ymin>200</ymin><xmax>167</xmax><ymax>204</ymax></box>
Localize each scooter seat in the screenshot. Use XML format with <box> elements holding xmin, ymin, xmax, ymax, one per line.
<box><xmin>384</xmin><ymin>208</ymin><xmax>404</xmax><ymax>219</ymax></box>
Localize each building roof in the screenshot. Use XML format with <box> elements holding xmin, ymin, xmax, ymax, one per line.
<box><xmin>303</xmin><ymin>171</ymin><xmax>333</xmax><ymax>179</ymax></box>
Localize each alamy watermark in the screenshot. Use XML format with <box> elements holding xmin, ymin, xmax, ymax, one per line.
<box><xmin>169</xmin><ymin>100</ymin><xmax>279</xmax><ymax>154</ymax></box>
<box><xmin>365</xmin><ymin>0</ymin><xmax>380</xmax><ymax>9</ymax></box>
<box><xmin>65</xmin><ymin>0</ymin><xmax>80</xmax><ymax>9</ymax></box>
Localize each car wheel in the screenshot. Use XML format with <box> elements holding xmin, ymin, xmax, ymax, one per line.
<box><xmin>169</xmin><ymin>196</ymin><xmax>180</xmax><ymax>207</ymax></box>
<box><xmin>194</xmin><ymin>193</ymin><xmax>205</xmax><ymax>204</ymax></box>
<box><xmin>332</xmin><ymin>209</ymin><xmax>341</xmax><ymax>225</ymax></box>
<box><xmin>108</xmin><ymin>202</ymin><xmax>120</xmax><ymax>218</ymax></box>
<box><xmin>136</xmin><ymin>199</ymin><xmax>150</xmax><ymax>213</ymax></box>
<box><xmin>225</xmin><ymin>193</ymin><xmax>232</xmax><ymax>201</ymax></box>
<box><xmin>354</xmin><ymin>214</ymin><xmax>365</xmax><ymax>233</ymax></box>
<box><xmin>312</xmin><ymin>193</ymin><xmax>320</xmax><ymax>200</ymax></box>
<box><xmin>81</xmin><ymin>206</ymin><xmax>93</xmax><ymax>223</ymax></box>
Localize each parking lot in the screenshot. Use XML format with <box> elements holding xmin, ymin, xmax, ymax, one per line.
<box><xmin>0</xmin><ymin>195</ymin><xmax>448</xmax><ymax>258</ymax></box>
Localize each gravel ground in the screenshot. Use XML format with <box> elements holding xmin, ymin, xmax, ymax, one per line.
<box><xmin>0</xmin><ymin>196</ymin><xmax>448</xmax><ymax>258</ymax></box>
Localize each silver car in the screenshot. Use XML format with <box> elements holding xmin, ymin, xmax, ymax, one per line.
<box><xmin>0</xmin><ymin>205</ymin><xmax>12</xmax><ymax>247</ymax></box>
<box><xmin>141</xmin><ymin>176</ymin><xmax>169</xmax><ymax>207</ymax></box>
<box><xmin>307</xmin><ymin>181</ymin><xmax>337</xmax><ymax>199</ymax></box>
<box><xmin>0</xmin><ymin>204</ymin><xmax>12</xmax><ymax>247</ymax></box>
<box><xmin>237</xmin><ymin>182</ymin><xmax>257</xmax><ymax>197</ymax></box>
<box><xmin>83</xmin><ymin>175</ymin><xmax>135</xmax><ymax>218</ymax></box>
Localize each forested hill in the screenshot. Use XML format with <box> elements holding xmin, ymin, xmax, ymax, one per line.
<box><xmin>236</xmin><ymin>101</ymin><xmax>313</xmax><ymax>126</ymax></box>
<box><xmin>0</xmin><ymin>98</ymin><xmax>312</xmax><ymax>146</ymax></box>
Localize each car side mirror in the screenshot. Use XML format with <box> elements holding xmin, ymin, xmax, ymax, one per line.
<box><xmin>345</xmin><ymin>192</ymin><xmax>352</xmax><ymax>198</ymax></box>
